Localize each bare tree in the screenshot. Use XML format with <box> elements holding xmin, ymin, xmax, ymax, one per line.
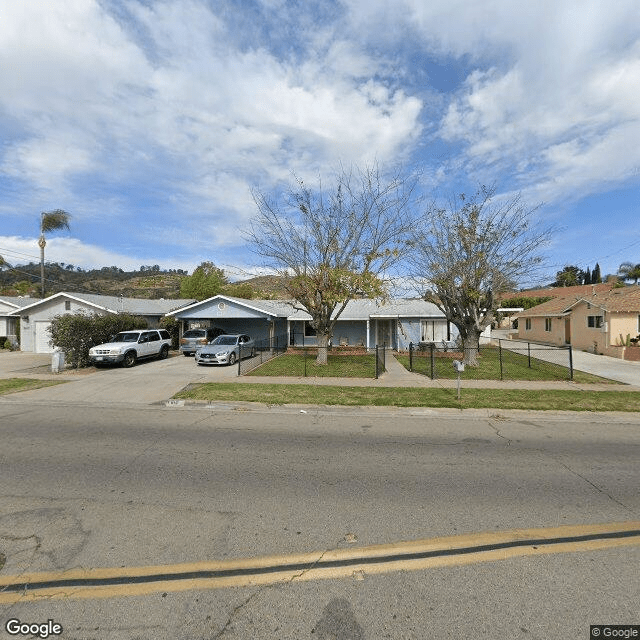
<box><xmin>410</xmin><ymin>186</ymin><xmax>552</xmax><ymax>366</ymax></box>
<box><xmin>248</xmin><ymin>164</ymin><xmax>416</xmax><ymax>364</ymax></box>
<box><xmin>39</xmin><ymin>209</ymin><xmax>70</xmax><ymax>297</ymax></box>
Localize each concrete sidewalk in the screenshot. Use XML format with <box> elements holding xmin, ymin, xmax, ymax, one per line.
<box><xmin>1</xmin><ymin>349</ymin><xmax>638</xmax><ymax>408</ymax></box>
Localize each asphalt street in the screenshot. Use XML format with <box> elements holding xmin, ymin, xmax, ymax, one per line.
<box><xmin>0</xmin><ymin>402</ymin><xmax>638</xmax><ymax>639</ymax></box>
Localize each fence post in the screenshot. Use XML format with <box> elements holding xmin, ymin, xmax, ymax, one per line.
<box><xmin>237</xmin><ymin>342</ymin><xmax>241</xmax><ymax>376</ymax></box>
<box><xmin>375</xmin><ymin>345</ymin><xmax>379</xmax><ymax>379</ymax></box>
<box><xmin>528</xmin><ymin>341</ymin><xmax>531</xmax><ymax>368</ymax></box>
<box><xmin>568</xmin><ymin>345</ymin><xmax>574</xmax><ymax>381</ymax></box>
<box><xmin>499</xmin><ymin>339</ymin><xmax>504</xmax><ymax>380</ymax></box>
<box><xmin>409</xmin><ymin>342</ymin><xmax>413</xmax><ymax>372</ymax></box>
<box><xmin>430</xmin><ymin>343</ymin><xmax>435</xmax><ymax>380</ymax></box>
<box><xmin>304</xmin><ymin>347</ymin><xmax>307</xmax><ymax>377</ymax></box>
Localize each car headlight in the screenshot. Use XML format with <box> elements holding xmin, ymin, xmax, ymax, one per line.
<box><xmin>216</xmin><ymin>351</ymin><xmax>228</xmax><ymax>357</ymax></box>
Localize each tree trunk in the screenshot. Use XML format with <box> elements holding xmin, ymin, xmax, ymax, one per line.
<box><xmin>461</xmin><ymin>329</ymin><xmax>482</xmax><ymax>367</ymax></box>
<box><xmin>316</xmin><ymin>332</ymin><xmax>331</xmax><ymax>365</ymax></box>
<box><xmin>39</xmin><ymin>235</ymin><xmax>46</xmax><ymax>298</ymax></box>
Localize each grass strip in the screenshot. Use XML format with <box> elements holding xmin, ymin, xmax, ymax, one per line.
<box><xmin>0</xmin><ymin>378</ymin><xmax>68</xmax><ymax>396</ymax></box>
<box><xmin>174</xmin><ymin>383</ymin><xmax>640</xmax><ymax>412</ymax></box>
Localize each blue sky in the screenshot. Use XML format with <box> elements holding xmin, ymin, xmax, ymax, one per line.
<box><xmin>1</xmin><ymin>0</ymin><xmax>639</xmax><ymax>287</ymax></box>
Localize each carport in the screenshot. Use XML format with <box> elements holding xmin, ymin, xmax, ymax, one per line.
<box><xmin>165</xmin><ymin>295</ymin><xmax>290</xmax><ymax>344</ymax></box>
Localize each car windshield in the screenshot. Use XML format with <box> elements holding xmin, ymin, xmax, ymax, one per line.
<box><xmin>183</xmin><ymin>330</ymin><xmax>205</xmax><ymax>338</ymax></box>
<box><xmin>211</xmin><ymin>336</ymin><xmax>238</xmax><ymax>346</ymax></box>
<box><xmin>113</xmin><ymin>332</ymin><xmax>140</xmax><ymax>343</ymax></box>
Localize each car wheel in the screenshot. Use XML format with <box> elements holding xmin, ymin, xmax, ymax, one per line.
<box><xmin>228</xmin><ymin>352</ymin><xmax>236</xmax><ymax>365</ymax></box>
<box><xmin>122</xmin><ymin>351</ymin><xmax>137</xmax><ymax>368</ymax></box>
<box><xmin>159</xmin><ymin>345</ymin><xmax>169</xmax><ymax>360</ymax></box>
<box><xmin>183</xmin><ymin>352</ymin><xmax>191</xmax><ymax>357</ymax></box>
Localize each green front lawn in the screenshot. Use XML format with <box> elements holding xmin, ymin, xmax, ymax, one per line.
<box><xmin>0</xmin><ymin>378</ymin><xmax>67</xmax><ymax>395</ymax></box>
<box><xmin>396</xmin><ymin>347</ymin><xmax>612</xmax><ymax>384</ymax></box>
<box><xmin>247</xmin><ymin>353</ymin><xmax>378</xmax><ymax>378</ymax></box>
<box><xmin>174</xmin><ymin>383</ymin><xmax>640</xmax><ymax>412</ymax></box>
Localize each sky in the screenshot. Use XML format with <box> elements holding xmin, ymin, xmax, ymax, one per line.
<box><xmin>1</xmin><ymin>0</ymin><xmax>639</xmax><ymax>289</ymax></box>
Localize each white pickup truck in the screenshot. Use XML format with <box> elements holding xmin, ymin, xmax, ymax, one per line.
<box><xmin>88</xmin><ymin>329</ymin><xmax>172</xmax><ymax>367</ymax></box>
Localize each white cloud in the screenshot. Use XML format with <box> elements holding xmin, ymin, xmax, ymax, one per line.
<box><xmin>0</xmin><ymin>236</ymin><xmax>197</xmax><ymax>273</ymax></box>
<box><xmin>0</xmin><ymin>0</ymin><xmax>424</xmax><ymax>256</ymax></box>
<box><xmin>345</xmin><ymin>0</ymin><xmax>640</xmax><ymax>202</ymax></box>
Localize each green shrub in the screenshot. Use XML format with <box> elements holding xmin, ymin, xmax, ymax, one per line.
<box><xmin>49</xmin><ymin>312</ymin><xmax>148</xmax><ymax>368</ymax></box>
<box><xmin>159</xmin><ymin>315</ymin><xmax>180</xmax><ymax>349</ymax></box>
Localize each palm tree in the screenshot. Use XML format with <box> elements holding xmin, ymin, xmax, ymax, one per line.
<box><xmin>617</xmin><ymin>261</ymin><xmax>640</xmax><ymax>285</ymax></box>
<box><xmin>39</xmin><ymin>209</ymin><xmax>70</xmax><ymax>297</ymax></box>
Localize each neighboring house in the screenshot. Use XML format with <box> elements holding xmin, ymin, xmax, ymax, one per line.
<box><xmin>0</xmin><ymin>296</ymin><xmax>36</xmax><ymax>347</ymax></box>
<box><xmin>515</xmin><ymin>286</ymin><xmax>640</xmax><ymax>360</ymax></box>
<box><xmin>16</xmin><ymin>292</ymin><xmax>195</xmax><ymax>353</ymax></box>
<box><xmin>165</xmin><ymin>295</ymin><xmax>458</xmax><ymax>351</ymax></box>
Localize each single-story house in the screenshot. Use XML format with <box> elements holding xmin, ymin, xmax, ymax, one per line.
<box><xmin>166</xmin><ymin>295</ymin><xmax>460</xmax><ymax>351</ymax></box>
<box><xmin>515</xmin><ymin>286</ymin><xmax>640</xmax><ymax>360</ymax></box>
<box><xmin>0</xmin><ymin>296</ymin><xmax>36</xmax><ymax>347</ymax></box>
<box><xmin>15</xmin><ymin>292</ymin><xmax>195</xmax><ymax>353</ymax></box>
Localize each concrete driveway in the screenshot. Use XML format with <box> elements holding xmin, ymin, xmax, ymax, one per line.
<box><xmin>494</xmin><ymin>333</ymin><xmax>640</xmax><ymax>386</ymax></box>
<box><xmin>0</xmin><ymin>350</ymin><xmax>239</xmax><ymax>405</ymax></box>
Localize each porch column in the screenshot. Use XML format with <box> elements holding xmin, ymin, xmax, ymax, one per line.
<box><xmin>366</xmin><ymin>319</ymin><xmax>370</xmax><ymax>350</ymax></box>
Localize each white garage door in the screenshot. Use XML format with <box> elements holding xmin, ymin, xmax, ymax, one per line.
<box><xmin>35</xmin><ymin>321</ymin><xmax>54</xmax><ymax>353</ymax></box>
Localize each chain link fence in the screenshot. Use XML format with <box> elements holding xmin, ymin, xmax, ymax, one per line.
<box><xmin>403</xmin><ymin>339</ymin><xmax>573</xmax><ymax>381</ymax></box>
<box><xmin>240</xmin><ymin>343</ymin><xmax>387</xmax><ymax>377</ymax></box>
<box><xmin>238</xmin><ymin>333</ymin><xmax>288</xmax><ymax>375</ymax></box>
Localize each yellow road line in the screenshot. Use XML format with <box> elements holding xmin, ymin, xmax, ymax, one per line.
<box><xmin>1</xmin><ymin>521</ymin><xmax>638</xmax><ymax>603</ymax></box>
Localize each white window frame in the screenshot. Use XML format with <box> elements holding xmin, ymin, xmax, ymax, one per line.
<box><xmin>587</xmin><ymin>315</ymin><xmax>603</xmax><ymax>329</ymax></box>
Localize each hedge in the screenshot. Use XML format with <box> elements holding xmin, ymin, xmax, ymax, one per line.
<box><xmin>49</xmin><ymin>312</ymin><xmax>148</xmax><ymax>368</ymax></box>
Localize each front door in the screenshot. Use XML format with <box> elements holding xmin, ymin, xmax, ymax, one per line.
<box><xmin>376</xmin><ymin>320</ymin><xmax>392</xmax><ymax>348</ymax></box>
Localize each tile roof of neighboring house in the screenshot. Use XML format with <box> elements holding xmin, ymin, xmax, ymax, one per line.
<box><xmin>500</xmin><ymin>282</ymin><xmax>615</xmax><ymax>301</ymax></box>
<box><xmin>517</xmin><ymin>286</ymin><xmax>640</xmax><ymax>317</ymax></box>
<box><xmin>516</xmin><ymin>297</ymin><xmax>576</xmax><ymax>318</ymax></box>
<box><xmin>15</xmin><ymin>292</ymin><xmax>196</xmax><ymax>315</ymax></box>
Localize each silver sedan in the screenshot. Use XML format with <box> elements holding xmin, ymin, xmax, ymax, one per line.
<box><xmin>194</xmin><ymin>334</ymin><xmax>255</xmax><ymax>365</ymax></box>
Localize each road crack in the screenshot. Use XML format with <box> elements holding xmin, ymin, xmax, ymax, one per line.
<box><xmin>556</xmin><ymin>461</ymin><xmax>632</xmax><ymax>512</ymax></box>
<box><xmin>212</xmin><ymin>540</ymin><xmax>340</xmax><ymax>638</ymax></box>
<box><xmin>487</xmin><ymin>421</ymin><xmax>512</xmax><ymax>445</ymax></box>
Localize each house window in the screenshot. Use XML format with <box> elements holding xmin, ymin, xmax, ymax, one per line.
<box><xmin>525</xmin><ymin>318</ymin><xmax>531</xmax><ymax>331</ymax></box>
<box><xmin>587</xmin><ymin>315</ymin><xmax>603</xmax><ymax>328</ymax></box>
<box><xmin>545</xmin><ymin>318</ymin><xmax>552</xmax><ymax>332</ymax></box>
<box><xmin>304</xmin><ymin>321</ymin><xmax>316</xmax><ymax>337</ymax></box>
<box><xmin>65</xmin><ymin>301</ymin><xmax>71</xmax><ymax>311</ymax></box>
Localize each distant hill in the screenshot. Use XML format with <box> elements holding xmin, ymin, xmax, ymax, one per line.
<box><xmin>0</xmin><ymin>262</ymin><xmax>290</xmax><ymax>300</ymax></box>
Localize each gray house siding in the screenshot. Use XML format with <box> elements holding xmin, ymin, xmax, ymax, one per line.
<box><xmin>168</xmin><ymin>296</ymin><xmax>458</xmax><ymax>352</ymax></box>
<box><xmin>16</xmin><ymin>293</ymin><xmax>194</xmax><ymax>353</ymax></box>
<box><xmin>19</xmin><ymin>298</ymin><xmax>110</xmax><ymax>353</ymax></box>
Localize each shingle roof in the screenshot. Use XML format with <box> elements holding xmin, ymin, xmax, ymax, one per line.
<box><xmin>16</xmin><ymin>292</ymin><xmax>196</xmax><ymax>315</ymax></box>
<box><xmin>0</xmin><ymin>296</ymin><xmax>37</xmax><ymax>309</ymax></box>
